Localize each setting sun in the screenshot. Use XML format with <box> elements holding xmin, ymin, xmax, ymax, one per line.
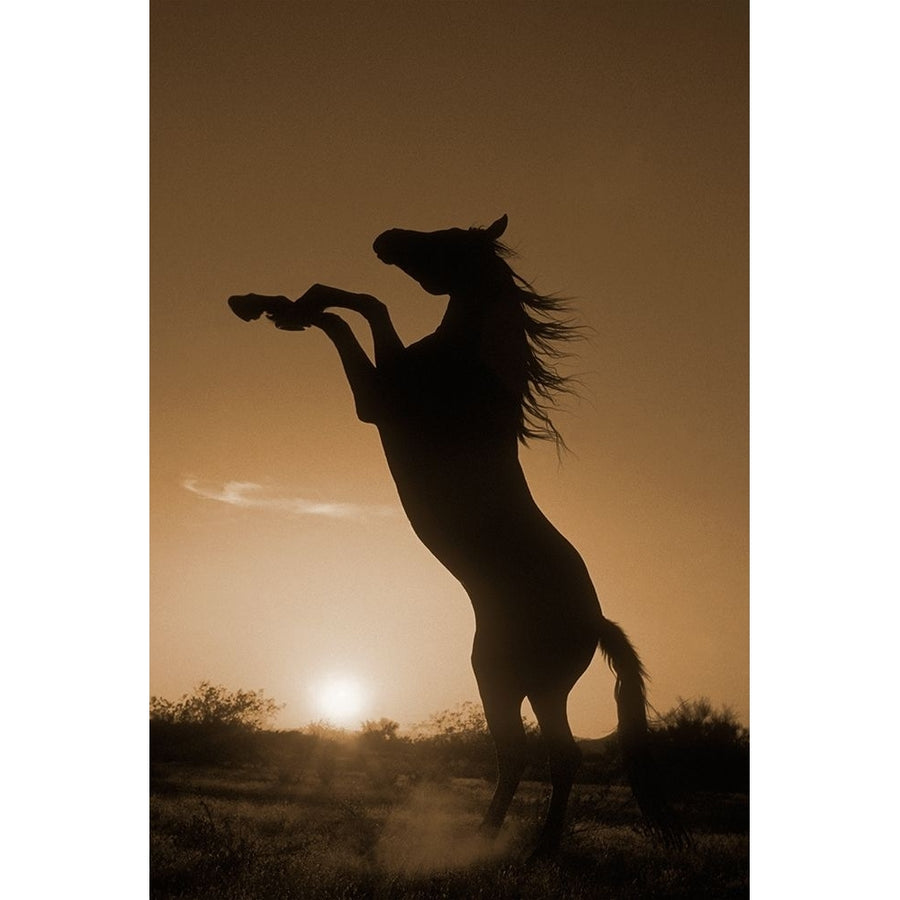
<box><xmin>312</xmin><ymin>675</ymin><xmax>368</xmax><ymax>727</ymax></box>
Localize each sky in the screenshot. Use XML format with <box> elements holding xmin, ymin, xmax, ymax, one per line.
<box><xmin>151</xmin><ymin>0</ymin><xmax>747</xmax><ymax>736</ymax></box>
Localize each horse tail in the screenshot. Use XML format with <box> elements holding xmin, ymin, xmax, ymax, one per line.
<box><xmin>597</xmin><ymin>616</ymin><xmax>687</xmax><ymax>846</ymax></box>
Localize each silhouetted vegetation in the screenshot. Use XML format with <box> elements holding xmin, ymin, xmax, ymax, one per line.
<box><xmin>150</xmin><ymin>690</ymin><xmax>748</xmax><ymax>793</ymax></box>
<box><xmin>150</xmin><ymin>682</ymin><xmax>283</xmax><ymax>765</ymax></box>
<box><xmin>150</xmin><ymin>688</ymin><xmax>748</xmax><ymax>896</ymax></box>
<box><xmin>151</xmin><ymin>682</ymin><xmax>283</xmax><ymax>727</ymax></box>
<box><xmin>150</xmin><ymin>688</ymin><xmax>748</xmax><ymax>801</ymax></box>
<box><xmin>359</xmin><ymin>717</ymin><xmax>401</xmax><ymax>744</ymax></box>
<box><xmin>655</xmin><ymin>697</ymin><xmax>749</xmax><ymax>794</ymax></box>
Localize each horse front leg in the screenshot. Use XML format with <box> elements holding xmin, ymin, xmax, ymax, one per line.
<box><xmin>306</xmin><ymin>285</ymin><xmax>404</xmax><ymax>368</ymax></box>
<box><xmin>229</xmin><ymin>285</ymin><xmax>404</xmax><ymax>366</ymax></box>
<box><xmin>311</xmin><ymin>312</ymin><xmax>383</xmax><ymax>424</ymax></box>
<box><xmin>281</xmin><ymin>284</ymin><xmax>405</xmax><ymax>365</ymax></box>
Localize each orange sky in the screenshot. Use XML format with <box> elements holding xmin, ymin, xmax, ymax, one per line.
<box><xmin>151</xmin><ymin>0</ymin><xmax>747</xmax><ymax>736</ymax></box>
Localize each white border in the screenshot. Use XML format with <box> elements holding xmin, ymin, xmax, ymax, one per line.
<box><xmin>4</xmin><ymin>2</ymin><xmax>148</xmax><ymax>892</ymax></box>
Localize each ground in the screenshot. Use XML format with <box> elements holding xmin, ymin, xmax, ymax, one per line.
<box><xmin>150</xmin><ymin>763</ymin><xmax>748</xmax><ymax>899</ymax></box>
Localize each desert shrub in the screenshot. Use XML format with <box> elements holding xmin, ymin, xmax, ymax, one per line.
<box><xmin>654</xmin><ymin>697</ymin><xmax>749</xmax><ymax>793</ymax></box>
<box><xmin>150</xmin><ymin>682</ymin><xmax>282</xmax><ymax>728</ymax></box>
<box><xmin>359</xmin><ymin>718</ymin><xmax>401</xmax><ymax>746</ymax></box>
<box><xmin>575</xmin><ymin>733</ymin><xmax>626</xmax><ymax>785</ymax></box>
<box><xmin>150</xmin><ymin>682</ymin><xmax>283</xmax><ymax>765</ymax></box>
<box><xmin>572</xmin><ymin>699</ymin><xmax>750</xmax><ymax>795</ymax></box>
<box><xmin>150</xmin><ymin>720</ymin><xmax>264</xmax><ymax>765</ymax></box>
<box><xmin>258</xmin><ymin>729</ymin><xmax>322</xmax><ymax>781</ymax></box>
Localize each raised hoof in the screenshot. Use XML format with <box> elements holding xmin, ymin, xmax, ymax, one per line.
<box><xmin>228</xmin><ymin>295</ymin><xmax>270</xmax><ymax>321</ymax></box>
<box><xmin>230</xmin><ymin>294</ymin><xmax>298</xmax><ymax>322</ymax></box>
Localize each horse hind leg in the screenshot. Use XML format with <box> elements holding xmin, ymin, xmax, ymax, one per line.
<box><xmin>528</xmin><ymin>688</ymin><xmax>583</xmax><ymax>859</ymax></box>
<box><xmin>477</xmin><ymin>687</ymin><xmax>528</xmax><ymax>838</ymax></box>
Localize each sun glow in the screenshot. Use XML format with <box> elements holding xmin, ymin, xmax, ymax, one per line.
<box><xmin>312</xmin><ymin>675</ymin><xmax>368</xmax><ymax>727</ymax></box>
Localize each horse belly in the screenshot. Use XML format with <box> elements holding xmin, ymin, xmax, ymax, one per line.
<box><xmin>471</xmin><ymin>610</ymin><xmax>598</xmax><ymax>696</ymax></box>
<box><xmin>464</xmin><ymin>525</ymin><xmax>603</xmax><ymax>689</ymax></box>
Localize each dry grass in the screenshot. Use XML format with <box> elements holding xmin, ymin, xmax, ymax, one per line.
<box><xmin>150</xmin><ymin>763</ymin><xmax>748</xmax><ymax>899</ymax></box>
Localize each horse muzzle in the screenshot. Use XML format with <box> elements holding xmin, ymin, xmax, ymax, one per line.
<box><xmin>372</xmin><ymin>230</ymin><xmax>401</xmax><ymax>264</ymax></box>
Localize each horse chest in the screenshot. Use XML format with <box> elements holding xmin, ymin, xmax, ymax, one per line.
<box><xmin>387</xmin><ymin>341</ymin><xmax>502</xmax><ymax>429</ymax></box>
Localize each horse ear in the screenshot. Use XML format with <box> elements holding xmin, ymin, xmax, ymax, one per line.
<box><xmin>485</xmin><ymin>214</ymin><xmax>508</xmax><ymax>240</ymax></box>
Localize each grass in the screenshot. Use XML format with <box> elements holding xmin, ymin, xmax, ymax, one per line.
<box><xmin>150</xmin><ymin>762</ymin><xmax>748</xmax><ymax>899</ymax></box>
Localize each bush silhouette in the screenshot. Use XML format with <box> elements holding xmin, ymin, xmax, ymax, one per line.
<box><xmin>150</xmin><ymin>682</ymin><xmax>282</xmax><ymax>765</ymax></box>
<box><xmin>654</xmin><ymin>697</ymin><xmax>749</xmax><ymax>793</ymax></box>
<box><xmin>150</xmin><ymin>681</ymin><xmax>282</xmax><ymax>728</ymax></box>
<box><xmin>359</xmin><ymin>718</ymin><xmax>401</xmax><ymax>746</ymax></box>
<box><xmin>148</xmin><ymin>686</ymin><xmax>747</xmax><ymax>796</ymax></box>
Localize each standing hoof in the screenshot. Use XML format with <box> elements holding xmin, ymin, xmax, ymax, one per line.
<box><xmin>477</xmin><ymin>822</ymin><xmax>501</xmax><ymax>844</ymax></box>
<box><xmin>526</xmin><ymin>842</ymin><xmax>560</xmax><ymax>866</ymax></box>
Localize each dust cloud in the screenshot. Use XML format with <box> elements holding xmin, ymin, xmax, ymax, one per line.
<box><xmin>376</xmin><ymin>783</ymin><xmax>520</xmax><ymax>874</ymax></box>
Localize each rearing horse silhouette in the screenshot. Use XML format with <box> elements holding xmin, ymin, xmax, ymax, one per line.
<box><xmin>229</xmin><ymin>215</ymin><xmax>679</xmax><ymax>856</ymax></box>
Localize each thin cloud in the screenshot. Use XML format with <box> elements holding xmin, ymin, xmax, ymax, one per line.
<box><xmin>182</xmin><ymin>477</ymin><xmax>396</xmax><ymax>521</ymax></box>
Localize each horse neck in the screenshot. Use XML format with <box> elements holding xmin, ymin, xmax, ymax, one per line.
<box><xmin>436</xmin><ymin>291</ymin><xmax>484</xmax><ymax>343</ymax></box>
<box><xmin>438</xmin><ymin>283</ymin><xmax>520</xmax><ymax>340</ymax></box>
<box><xmin>436</xmin><ymin>285</ymin><xmax>528</xmax><ymax>399</ymax></box>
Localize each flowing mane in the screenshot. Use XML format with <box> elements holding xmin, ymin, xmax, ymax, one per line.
<box><xmin>487</xmin><ymin>235</ymin><xmax>581</xmax><ymax>448</ymax></box>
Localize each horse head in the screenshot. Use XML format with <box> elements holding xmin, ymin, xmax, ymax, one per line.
<box><xmin>373</xmin><ymin>215</ymin><xmax>508</xmax><ymax>296</ymax></box>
